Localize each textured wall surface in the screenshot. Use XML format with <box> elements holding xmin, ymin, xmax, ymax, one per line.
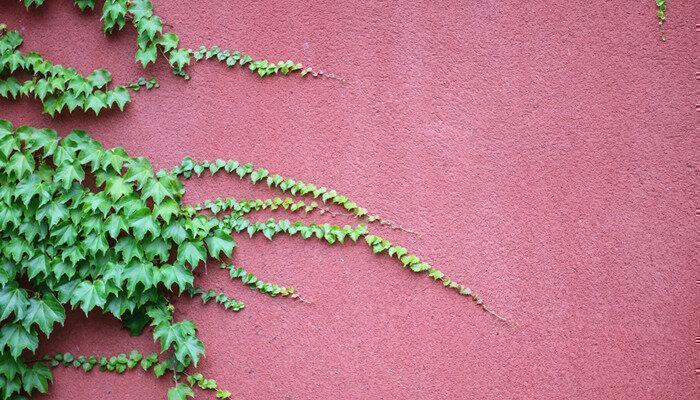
<box><xmin>1</xmin><ymin>1</ymin><xmax>698</xmax><ymax>399</ymax></box>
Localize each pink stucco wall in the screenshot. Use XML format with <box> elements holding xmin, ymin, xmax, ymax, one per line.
<box><xmin>1</xmin><ymin>1</ymin><xmax>698</xmax><ymax>399</ymax></box>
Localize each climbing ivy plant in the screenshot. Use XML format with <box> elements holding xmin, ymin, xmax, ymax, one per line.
<box><xmin>1</xmin><ymin>1</ymin><xmax>499</xmax><ymax>399</ymax></box>
<box><xmin>655</xmin><ymin>0</ymin><xmax>668</xmax><ymax>41</ymax></box>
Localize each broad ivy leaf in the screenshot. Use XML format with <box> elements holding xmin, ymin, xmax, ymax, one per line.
<box><xmin>7</xmin><ymin>152</ymin><xmax>34</xmax><ymax>179</ymax></box>
<box><xmin>85</xmin><ymin>91</ymin><xmax>108</xmax><ymax>115</ymax></box>
<box><xmin>147</xmin><ymin>306</ymin><xmax>172</xmax><ymax>328</ymax></box>
<box><xmin>105</xmin><ymin>214</ymin><xmax>129</xmax><ymax>239</ymax></box>
<box><xmin>176</xmin><ymin>240</ymin><xmax>206</xmax><ymax>269</ymax></box>
<box><xmin>3</xmin><ymin>236</ymin><xmax>32</xmax><ymax>263</ymax></box>
<box><xmin>154</xmin><ymin>198</ymin><xmax>180</xmax><ymax>223</ymax></box>
<box><xmin>26</xmin><ymin>255</ymin><xmax>49</xmax><ymax>280</ymax></box>
<box><xmin>101</xmin><ymin>147</ymin><xmax>129</xmax><ymax>172</ymax></box>
<box><xmin>168</xmin><ymin>49</ymin><xmax>191</xmax><ymax>69</ymax></box>
<box><xmin>137</xmin><ymin>15</ymin><xmax>163</xmax><ymax>40</ymax></box>
<box><xmin>124</xmin><ymin>260</ymin><xmax>157</xmax><ymax>294</ymax></box>
<box><xmin>70</xmin><ymin>280</ymin><xmax>107</xmax><ymax>315</ymax></box>
<box><xmin>129</xmin><ymin>207</ymin><xmax>160</xmax><ymax>240</ymax></box>
<box><xmin>153</xmin><ymin>320</ymin><xmax>195</xmax><ymax>352</ymax></box>
<box><xmin>0</xmin><ymin>260</ymin><xmax>18</xmax><ymax>286</ymax></box>
<box><xmin>20</xmin><ymin>127</ymin><xmax>58</xmax><ymax>157</ymax></box>
<box><xmin>0</xmin><ymin>353</ymin><xmax>25</xmax><ymax>381</ymax></box>
<box><xmin>36</xmin><ymin>202</ymin><xmax>68</xmax><ymax>227</ymax></box>
<box><xmin>0</xmin><ymin>77</ymin><xmax>22</xmax><ymax>99</ymax></box>
<box><xmin>0</xmin><ymin>323</ymin><xmax>39</xmax><ymax>358</ymax></box>
<box><xmin>105</xmin><ymin>295</ymin><xmax>137</xmax><ymax>319</ymax></box>
<box><xmin>21</xmin><ymin>362</ymin><xmax>52</xmax><ymax>395</ymax></box>
<box><xmin>67</xmin><ymin>76</ymin><xmax>92</xmax><ymax>97</ymax></box>
<box><xmin>0</xmin><ymin>30</ymin><xmax>23</xmax><ymax>52</ymax></box>
<box><xmin>83</xmin><ymin>232</ymin><xmax>109</xmax><ymax>256</ymax></box>
<box><xmin>14</xmin><ymin>174</ymin><xmax>50</xmax><ymax>207</ymax></box>
<box><xmin>87</xmin><ymin>69</ymin><xmax>111</xmax><ymax>89</ymax></box>
<box><xmin>159</xmin><ymin>264</ymin><xmax>193</xmax><ymax>294</ymax></box>
<box><xmin>63</xmin><ymin>91</ymin><xmax>83</xmax><ymax>112</ymax></box>
<box><xmin>128</xmin><ymin>0</ymin><xmax>153</xmax><ymax>20</ymax></box>
<box><xmin>162</xmin><ymin>220</ymin><xmax>187</xmax><ymax>244</ymax></box>
<box><xmin>167</xmin><ymin>384</ymin><xmax>194</xmax><ymax>400</ymax></box>
<box><xmin>115</xmin><ymin>237</ymin><xmax>144</xmax><ymax>263</ymax></box>
<box><xmin>32</xmin><ymin>78</ymin><xmax>52</xmax><ymax>100</ymax></box>
<box><xmin>76</xmin><ymin>140</ymin><xmax>104</xmax><ymax>172</ymax></box>
<box><xmin>174</xmin><ymin>334</ymin><xmax>205</xmax><ymax>367</ymax></box>
<box><xmin>105</xmin><ymin>176</ymin><xmax>132</xmax><ymax>200</ymax></box>
<box><xmin>51</xmin><ymin>259</ymin><xmax>76</xmax><ymax>280</ymax></box>
<box><xmin>143</xmin><ymin>237</ymin><xmax>171</xmax><ymax>261</ymax></box>
<box><xmin>204</xmin><ymin>230</ymin><xmax>235</xmax><ymax>259</ymax></box>
<box><xmin>142</xmin><ymin>176</ymin><xmax>177</xmax><ymax>205</ymax></box>
<box><xmin>158</xmin><ymin>33</ymin><xmax>179</xmax><ymax>52</ymax></box>
<box><xmin>23</xmin><ymin>293</ymin><xmax>65</xmax><ymax>337</ymax></box>
<box><xmin>55</xmin><ymin>280</ymin><xmax>80</xmax><ymax>303</ymax></box>
<box><xmin>0</xmin><ymin>375</ymin><xmax>21</xmax><ymax>399</ymax></box>
<box><xmin>54</xmin><ymin>161</ymin><xmax>85</xmax><ymax>189</ymax></box>
<box><xmin>43</xmin><ymin>94</ymin><xmax>65</xmax><ymax>117</ymax></box>
<box><xmin>124</xmin><ymin>157</ymin><xmax>154</xmax><ymax>188</ymax></box>
<box><xmin>121</xmin><ymin>309</ymin><xmax>150</xmax><ymax>336</ymax></box>
<box><xmin>107</xmin><ymin>86</ymin><xmax>130</xmax><ymax>111</ymax></box>
<box><xmin>135</xmin><ymin>44</ymin><xmax>157</xmax><ymax>68</ymax></box>
<box><xmin>74</xmin><ymin>0</ymin><xmax>95</xmax><ymax>11</ymax></box>
<box><xmin>0</xmin><ymin>284</ymin><xmax>29</xmax><ymax>322</ymax></box>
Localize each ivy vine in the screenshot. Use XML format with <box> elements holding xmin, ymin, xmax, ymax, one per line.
<box><xmin>1</xmin><ymin>0</ymin><xmax>325</xmax><ymax>117</ymax></box>
<box><xmin>0</xmin><ymin>119</ymin><xmax>496</xmax><ymax>399</ymax></box>
<box><xmin>655</xmin><ymin>0</ymin><xmax>668</xmax><ymax>41</ymax></box>
<box><xmin>1</xmin><ymin>1</ymin><xmax>501</xmax><ymax>399</ymax></box>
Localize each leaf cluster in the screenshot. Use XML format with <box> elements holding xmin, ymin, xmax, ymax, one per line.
<box><xmin>2</xmin><ymin>1</ymin><xmax>493</xmax><ymax>398</ymax></box>
<box><xmin>0</xmin><ymin>117</ymin><xmax>484</xmax><ymax>398</ymax></box>
<box><xmin>5</xmin><ymin>0</ymin><xmax>318</xmax><ymax>117</ymax></box>
<box><xmin>0</xmin><ymin>30</ymin><xmax>131</xmax><ymax>116</ymax></box>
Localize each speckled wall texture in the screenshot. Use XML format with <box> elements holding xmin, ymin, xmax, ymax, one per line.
<box><xmin>1</xmin><ymin>1</ymin><xmax>697</xmax><ymax>399</ymax></box>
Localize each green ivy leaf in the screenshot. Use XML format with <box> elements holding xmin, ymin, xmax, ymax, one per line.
<box><xmin>0</xmin><ymin>284</ymin><xmax>29</xmax><ymax>322</ymax></box>
<box><xmin>0</xmin><ymin>353</ymin><xmax>24</xmax><ymax>381</ymax></box>
<box><xmin>137</xmin><ymin>15</ymin><xmax>163</xmax><ymax>40</ymax></box>
<box><xmin>54</xmin><ymin>161</ymin><xmax>85</xmax><ymax>189</ymax></box>
<box><xmin>74</xmin><ymin>0</ymin><xmax>95</xmax><ymax>11</ymax></box>
<box><xmin>128</xmin><ymin>0</ymin><xmax>152</xmax><ymax>20</ymax></box>
<box><xmin>153</xmin><ymin>320</ymin><xmax>195</xmax><ymax>352</ymax></box>
<box><xmin>22</xmin><ymin>293</ymin><xmax>65</xmax><ymax>337</ymax></box>
<box><xmin>87</xmin><ymin>69</ymin><xmax>112</xmax><ymax>89</ymax></box>
<box><xmin>163</xmin><ymin>220</ymin><xmax>187</xmax><ymax>244</ymax></box>
<box><xmin>174</xmin><ymin>335</ymin><xmax>205</xmax><ymax>367</ymax></box>
<box><xmin>124</xmin><ymin>260</ymin><xmax>157</xmax><ymax>294</ymax></box>
<box><xmin>168</xmin><ymin>384</ymin><xmax>194</xmax><ymax>400</ymax></box>
<box><xmin>135</xmin><ymin>43</ymin><xmax>157</xmax><ymax>68</ymax></box>
<box><xmin>129</xmin><ymin>207</ymin><xmax>161</xmax><ymax>240</ymax></box>
<box><xmin>204</xmin><ymin>230</ymin><xmax>235</xmax><ymax>259</ymax></box>
<box><xmin>160</xmin><ymin>264</ymin><xmax>194</xmax><ymax>294</ymax></box>
<box><xmin>7</xmin><ymin>151</ymin><xmax>35</xmax><ymax>179</ymax></box>
<box><xmin>70</xmin><ymin>280</ymin><xmax>107</xmax><ymax>315</ymax></box>
<box><xmin>124</xmin><ymin>157</ymin><xmax>154</xmax><ymax>189</ymax></box>
<box><xmin>159</xmin><ymin>33</ymin><xmax>179</xmax><ymax>52</ymax></box>
<box><xmin>105</xmin><ymin>176</ymin><xmax>133</xmax><ymax>200</ymax></box>
<box><xmin>0</xmin><ymin>323</ymin><xmax>38</xmax><ymax>358</ymax></box>
<box><xmin>85</xmin><ymin>91</ymin><xmax>108</xmax><ymax>115</ymax></box>
<box><xmin>142</xmin><ymin>176</ymin><xmax>178</xmax><ymax>205</ymax></box>
<box><xmin>168</xmin><ymin>49</ymin><xmax>191</xmax><ymax>69</ymax></box>
<box><xmin>154</xmin><ymin>198</ymin><xmax>180</xmax><ymax>223</ymax></box>
<box><xmin>108</xmin><ymin>86</ymin><xmax>130</xmax><ymax>111</ymax></box>
<box><xmin>21</xmin><ymin>362</ymin><xmax>52</xmax><ymax>395</ymax></box>
<box><xmin>177</xmin><ymin>241</ymin><xmax>206</xmax><ymax>269</ymax></box>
